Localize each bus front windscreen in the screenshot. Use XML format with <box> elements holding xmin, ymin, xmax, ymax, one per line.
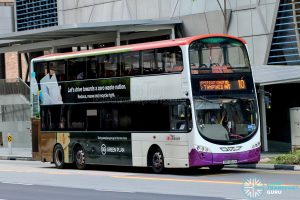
<box><xmin>194</xmin><ymin>97</ymin><xmax>258</xmax><ymax>143</ymax></box>
<box><xmin>189</xmin><ymin>37</ymin><xmax>250</xmax><ymax>73</ymax></box>
<box><xmin>189</xmin><ymin>37</ymin><xmax>258</xmax><ymax>144</ymax></box>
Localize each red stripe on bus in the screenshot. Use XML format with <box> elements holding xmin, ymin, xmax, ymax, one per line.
<box><xmin>35</xmin><ymin>34</ymin><xmax>246</xmax><ymax>60</ymax></box>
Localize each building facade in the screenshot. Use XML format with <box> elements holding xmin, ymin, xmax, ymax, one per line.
<box><xmin>0</xmin><ymin>0</ymin><xmax>300</xmax><ymax>152</ymax></box>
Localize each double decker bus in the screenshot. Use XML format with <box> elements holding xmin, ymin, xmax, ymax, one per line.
<box><xmin>30</xmin><ymin>34</ymin><xmax>260</xmax><ymax>173</ymax></box>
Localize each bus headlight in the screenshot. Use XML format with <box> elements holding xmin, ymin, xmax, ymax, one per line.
<box><xmin>251</xmin><ymin>141</ymin><xmax>261</xmax><ymax>149</ymax></box>
<box><xmin>195</xmin><ymin>145</ymin><xmax>211</xmax><ymax>153</ymax></box>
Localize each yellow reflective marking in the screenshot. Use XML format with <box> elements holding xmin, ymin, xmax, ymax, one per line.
<box><xmin>113</xmin><ymin>175</ymin><xmax>243</xmax><ymax>185</ymax></box>
<box><xmin>47</xmin><ymin>172</ymin><xmax>71</xmax><ymax>175</ymax></box>
<box><xmin>112</xmin><ymin>175</ymin><xmax>300</xmax><ymax>188</ymax></box>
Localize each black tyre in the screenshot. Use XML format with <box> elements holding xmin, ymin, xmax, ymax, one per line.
<box><xmin>53</xmin><ymin>145</ymin><xmax>65</xmax><ymax>169</ymax></box>
<box><xmin>209</xmin><ymin>165</ymin><xmax>224</xmax><ymax>171</ymax></box>
<box><xmin>74</xmin><ymin>146</ymin><xmax>86</xmax><ymax>170</ymax></box>
<box><xmin>151</xmin><ymin>148</ymin><xmax>164</xmax><ymax>174</ymax></box>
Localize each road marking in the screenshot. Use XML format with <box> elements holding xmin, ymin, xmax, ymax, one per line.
<box><xmin>226</xmin><ymin>168</ymin><xmax>300</xmax><ymax>175</ymax></box>
<box><xmin>225</xmin><ymin>198</ymin><xmax>246</xmax><ymax>200</ymax></box>
<box><xmin>96</xmin><ymin>189</ymin><xmax>135</xmax><ymax>193</ymax></box>
<box><xmin>112</xmin><ymin>175</ymin><xmax>300</xmax><ymax>188</ymax></box>
<box><xmin>113</xmin><ymin>175</ymin><xmax>243</xmax><ymax>185</ymax></box>
<box><xmin>0</xmin><ymin>169</ymin><xmax>17</xmax><ymax>172</ymax></box>
<box><xmin>254</xmin><ymin>170</ymin><xmax>300</xmax><ymax>175</ymax></box>
<box><xmin>47</xmin><ymin>172</ymin><xmax>72</xmax><ymax>175</ymax></box>
<box><xmin>1</xmin><ymin>181</ymin><xmax>33</xmax><ymax>186</ymax></box>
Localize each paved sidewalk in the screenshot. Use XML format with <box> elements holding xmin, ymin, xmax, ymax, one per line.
<box><xmin>0</xmin><ymin>147</ymin><xmax>32</xmax><ymax>160</ymax></box>
<box><xmin>0</xmin><ymin>148</ymin><xmax>299</xmax><ymax>171</ymax></box>
<box><xmin>226</xmin><ymin>152</ymin><xmax>300</xmax><ymax>171</ymax></box>
<box><xmin>226</xmin><ymin>163</ymin><xmax>300</xmax><ymax>171</ymax></box>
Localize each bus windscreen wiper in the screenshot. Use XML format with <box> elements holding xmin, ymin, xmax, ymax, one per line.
<box><xmin>218</xmin><ymin>95</ymin><xmax>253</xmax><ymax>101</ymax></box>
<box><xmin>195</xmin><ymin>95</ymin><xmax>214</xmax><ymax>103</ymax></box>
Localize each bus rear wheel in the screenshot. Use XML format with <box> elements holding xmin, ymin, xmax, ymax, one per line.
<box><xmin>74</xmin><ymin>146</ymin><xmax>86</xmax><ymax>170</ymax></box>
<box><xmin>150</xmin><ymin>148</ymin><xmax>164</xmax><ymax>174</ymax></box>
<box><xmin>54</xmin><ymin>145</ymin><xmax>65</xmax><ymax>169</ymax></box>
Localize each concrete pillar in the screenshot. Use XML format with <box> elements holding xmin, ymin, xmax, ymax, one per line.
<box><xmin>259</xmin><ymin>85</ymin><xmax>268</xmax><ymax>152</ymax></box>
<box><xmin>116</xmin><ymin>31</ymin><xmax>120</xmax><ymax>46</ymax></box>
<box><xmin>51</xmin><ymin>47</ymin><xmax>58</xmax><ymax>53</ymax></box>
<box><xmin>18</xmin><ymin>53</ymin><xmax>22</xmax><ymax>79</ymax></box>
<box><xmin>26</xmin><ymin>51</ymin><xmax>44</xmax><ymax>81</ymax></box>
<box><xmin>170</xmin><ymin>27</ymin><xmax>175</xmax><ymax>40</ymax></box>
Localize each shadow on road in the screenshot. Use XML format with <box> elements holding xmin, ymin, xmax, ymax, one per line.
<box><xmin>42</xmin><ymin>163</ymin><xmax>251</xmax><ymax>176</ymax></box>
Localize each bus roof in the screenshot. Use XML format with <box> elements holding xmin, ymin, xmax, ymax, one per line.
<box><xmin>33</xmin><ymin>34</ymin><xmax>246</xmax><ymax>62</ymax></box>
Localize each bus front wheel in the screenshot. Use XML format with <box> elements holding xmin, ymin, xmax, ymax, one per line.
<box><xmin>150</xmin><ymin>148</ymin><xmax>164</xmax><ymax>174</ymax></box>
<box><xmin>53</xmin><ymin>144</ymin><xmax>65</xmax><ymax>169</ymax></box>
<box><xmin>209</xmin><ymin>165</ymin><xmax>224</xmax><ymax>171</ymax></box>
<box><xmin>74</xmin><ymin>146</ymin><xmax>86</xmax><ymax>170</ymax></box>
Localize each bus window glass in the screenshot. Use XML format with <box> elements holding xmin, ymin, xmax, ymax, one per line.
<box><xmin>41</xmin><ymin>105</ymin><xmax>62</xmax><ymax>131</ymax></box>
<box><xmin>194</xmin><ymin>99</ymin><xmax>257</xmax><ymax>142</ymax></box>
<box><xmin>86</xmin><ymin>108</ymin><xmax>99</xmax><ymax>130</ymax></box>
<box><xmin>40</xmin><ymin>101</ymin><xmax>190</xmax><ymax>132</ymax></box>
<box><xmin>97</xmin><ymin>56</ymin><xmax>105</xmax><ymax>78</ymax></box>
<box><xmin>142</xmin><ymin>50</ymin><xmax>156</xmax><ymax>74</ymax></box>
<box><xmin>189</xmin><ymin>37</ymin><xmax>250</xmax><ymax>74</ymax></box>
<box><xmin>67</xmin><ymin>58</ymin><xmax>86</xmax><ymax>80</ymax></box>
<box><xmin>34</xmin><ymin>62</ymin><xmax>48</xmax><ymax>82</ymax></box>
<box><xmin>154</xmin><ymin>50</ymin><xmax>164</xmax><ymax>73</ymax></box>
<box><xmin>202</xmin><ymin>47</ymin><xmax>224</xmax><ymax>67</ymax></box>
<box><xmin>86</xmin><ymin>57</ymin><xmax>98</xmax><ymax>79</ymax></box>
<box><xmin>118</xmin><ymin>107</ymin><xmax>132</xmax><ymax>131</ymax></box>
<box><xmin>59</xmin><ymin>105</ymin><xmax>68</xmax><ymax>130</ymax></box>
<box><xmin>170</xmin><ymin>104</ymin><xmax>187</xmax><ymax>131</ymax></box>
<box><xmin>48</xmin><ymin>60</ymin><xmax>66</xmax><ymax>82</ymax></box>
<box><xmin>121</xmin><ymin>52</ymin><xmax>140</xmax><ymax>76</ymax></box>
<box><xmin>103</xmin><ymin>54</ymin><xmax>118</xmax><ymax>77</ymax></box>
<box><xmin>163</xmin><ymin>47</ymin><xmax>183</xmax><ymax>73</ymax></box>
<box><xmin>67</xmin><ymin>105</ymin><xmax>86</xmax><ymax>130</ymax></box>
<box><xmin>189</xmin><ymin>50</ymin><xmax>201</xmax><ymax>74</ymax></box>
<box><xmin>101</xmin><ymin>108</ymin><xmax>118</xmax><ymax>130</ymax></box>
<box><xmin>227</xmin><ymin>46</ymin><xmax>248</xmax><ymax>68</ymax></box>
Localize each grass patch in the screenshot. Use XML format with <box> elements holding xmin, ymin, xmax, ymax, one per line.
<box><xmin>273</xmin><ymin>150</ymin><xmax>300</xmax><ymax>165</ymax></box>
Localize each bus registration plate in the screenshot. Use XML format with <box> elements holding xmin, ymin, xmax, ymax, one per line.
<box><xmin>223</xmin><ymin>160</ymin><xmax>238</xmax><ymax>164</ymax></box>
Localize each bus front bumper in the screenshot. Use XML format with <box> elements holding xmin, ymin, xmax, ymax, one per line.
<box><xmin>189</xmin><ymin>147</ymin><xmax>261</xmax><ymax>167</ymax></box>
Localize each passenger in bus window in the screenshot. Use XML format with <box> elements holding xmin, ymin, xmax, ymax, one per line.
<box><xmin>87</xmin><ymin>65</ymin><xmax>97</xmax><ymax>79</ymax></box>
<box><xmin>200</xmin><ymin>64</ymin><xmax>208</xmax><ymax>69</ymax></box>
<box><xmin>191</xmin><ymin>63</ymin><xmax>199</xmax><ymax>74</ymax></box>
<box><xmin>77</xmin><ymin>72</ymin><xmax>84</xmax><ymax>79</ymax></box>
<box><xmin>210</xmin><ymin>115</ymin><xmax>218</xmax><ymax>124</ymax></box>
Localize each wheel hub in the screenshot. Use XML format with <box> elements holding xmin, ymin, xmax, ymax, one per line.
<box><xmin>76</xmin><ymin>150</ymin><xmax>85</xmax><ymax>166</ymax></box>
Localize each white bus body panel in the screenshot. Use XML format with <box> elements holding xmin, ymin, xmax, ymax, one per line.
<box><xmin>131</xmin><ymin>133</ymin><xmax>189</xmax><ymax>168</ymax></box>
<box><xmin>189</xmin><ymin>128</ymin><xmax>261</xmax><ymax>153</ymax></box>
<box><xmin>131</xmin><ymin>74</ymin><xmax>185</xmax><ymax>100</ymax></box>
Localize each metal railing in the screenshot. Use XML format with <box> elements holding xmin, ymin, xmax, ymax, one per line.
<box><xmin>0</xmin><ymin>78</ymin><xmax>30</xmax><ymax>102</ymax></box>
<box><xmin>0</xmin><ymin>104</ymin><xmax>31</xmax><ymax>122</ymax></box>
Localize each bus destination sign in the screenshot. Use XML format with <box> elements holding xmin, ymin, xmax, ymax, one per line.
<box><xmin>200</xmin><ymin>79</ymin><xmax>246</xmax><ymax>91</ymax></box>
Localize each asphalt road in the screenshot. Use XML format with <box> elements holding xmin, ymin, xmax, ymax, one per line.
<box><xmin>0</xmin><ymin>160</ymin><xmax>299</xmax><ymax>200</ymax></box>
<box><xmin>0</xmin><ymin>183</ymin><xmax>225</xmax><ymax>200</ymax></box>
